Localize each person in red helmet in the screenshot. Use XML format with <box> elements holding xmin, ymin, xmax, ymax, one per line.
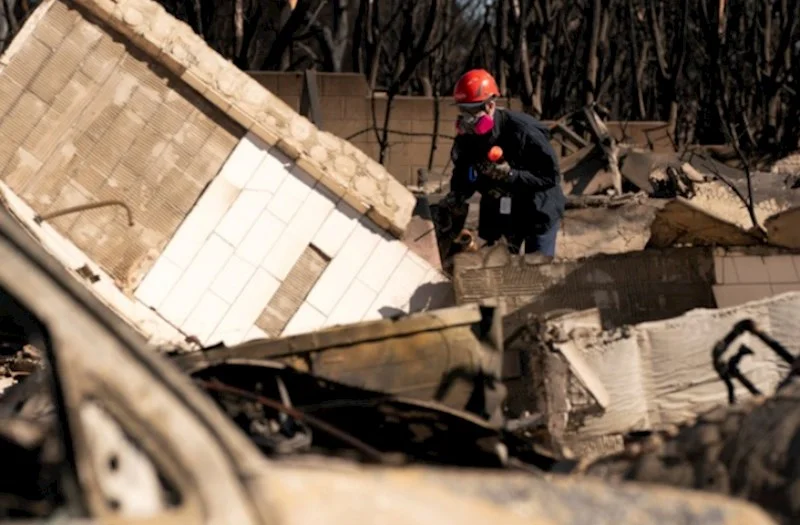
<box><xmin>441</xmin><ymin>69</ymin><xmax>565</xmax><ymax>256</ymax></box>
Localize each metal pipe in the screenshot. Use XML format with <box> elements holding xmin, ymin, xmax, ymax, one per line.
<box><xmin>34</xmin><ymin>200</ymin><xmax>134</xmax><ymax>226</ymax></box>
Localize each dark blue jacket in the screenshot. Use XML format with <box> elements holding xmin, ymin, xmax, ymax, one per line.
<box><xmin>449</xmin><ymin>108</ymin><xmax>565</xmax><ymax>241</ymax></box>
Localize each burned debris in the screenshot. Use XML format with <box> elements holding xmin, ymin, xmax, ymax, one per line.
<box><xmin>189</xmin><ymin>360</ymin><xmax>556</xmax><ymax>471</ymax></box>
<box><xmin>0</xmin><ymin>0</ymin><xmax>798</xmax><ymax>522</ymax></box>
<box><xmin>582</xmin><ymin>374</ymin><xmax>800</xmax><ymax>525</ymax></box>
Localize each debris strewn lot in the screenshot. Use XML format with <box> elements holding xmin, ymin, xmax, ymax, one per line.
<box><xmin>0</xmin><ymin>0</ymin><xmax>799</xmax><ymax>522</ymax></box>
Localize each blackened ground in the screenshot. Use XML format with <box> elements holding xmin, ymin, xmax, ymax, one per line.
<box><xmin>583</xmin><ymin>378</ymin><xmax>800</xmax><ymax>524</ymax></box>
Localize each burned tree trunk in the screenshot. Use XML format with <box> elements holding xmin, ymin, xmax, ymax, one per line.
<box><xmin>583</xmin><ymin>0</ymin><xmax>602</xmax><ymax>105</ymax></box>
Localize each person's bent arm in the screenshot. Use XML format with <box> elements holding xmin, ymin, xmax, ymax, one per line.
<box><xmin>508</xmin><ymin>127</ymin><xmax>560</xmax><ymax>193</ymax></box>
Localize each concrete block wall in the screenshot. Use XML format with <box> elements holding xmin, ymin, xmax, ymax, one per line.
<box><xmin>135</xmin><ymin>133</ymin><xmax>452</xmax><ymax>345</ymax></box>
<box><xmin>454</xmin><ymin>247</ymin><xmax>719</xmax><ymax>330</ymax></box>
<box><xmin>713</xmin><ymin>251</ymin><xmax>800</xmax><ymax>307</ymax></box>
<box><xmin>0</xmin><ymin>1</ymin><xmax>243</xmax><ymax>286</ymax></box>
<box><xmin>250</xmin><ymin>72</ymin><xmax>674</xmax><ymax>185</ymax></box>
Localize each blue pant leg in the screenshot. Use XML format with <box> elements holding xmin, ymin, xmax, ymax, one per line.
<box><xmin>524</xmin><ymin>220</ymin><xmax>560</xmax><ymax>256</ymax></box>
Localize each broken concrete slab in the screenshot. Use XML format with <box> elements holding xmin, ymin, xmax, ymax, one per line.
<box><xmin>557</xmin><ymin>196</ymin><xmax>661</xmax><ymax>259</ymax></box>
<box><xmin>648</xmin><ymin>198</ymin><xmax>765</xmax><ymax>248</ymax></box>
<box><xmin>532</xmin><ymin>292</ymin><xmax>800</xmax><ymax>457</ymax></box>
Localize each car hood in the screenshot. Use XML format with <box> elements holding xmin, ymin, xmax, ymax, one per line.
<box><xmin>243</xmin><ymin>457</ymin><xmax>776</xmax><ymax>525</ymax></box>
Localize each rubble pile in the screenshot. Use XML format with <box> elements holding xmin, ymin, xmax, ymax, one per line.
<box><xmin>0</xmin><ymin>0</ymin><xmax>798</xmax><ymax>521</ymax></box>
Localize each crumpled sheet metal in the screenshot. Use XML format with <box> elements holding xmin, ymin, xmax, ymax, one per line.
<box><xmin>263</xmin><ymin>460</ymin><xmax>776</xmax><ymax>525</ymax></box>
<box><xmin>539</xmin><ymin>292</ymin><xmax>800</xmax><ymax>442</ymax></box>
<box><xmin>174</xmin><ymin>304</ymin><xmax>503</xmax><ymax>411</ymax></box>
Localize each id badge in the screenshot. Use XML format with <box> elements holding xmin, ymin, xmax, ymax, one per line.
<box><xmin>500</xmin><ymin>197</ymin><xmax>512</xmax><ymax>215</ymax></box>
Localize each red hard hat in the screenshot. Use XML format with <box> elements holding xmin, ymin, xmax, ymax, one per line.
<box><xmin>454</xmin><ymin>69</ymin><xmax>500</xmax><ymax>105</ymax></box>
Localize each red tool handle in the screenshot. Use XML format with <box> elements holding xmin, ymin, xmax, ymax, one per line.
<box><xmin>487</xmin><ymin>146</ymin><xmax>504</xmax><ymax>162</ymax></box>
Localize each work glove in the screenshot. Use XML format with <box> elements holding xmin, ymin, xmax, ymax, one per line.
<box><xmin>478</xmin><ymin>161</ymin><xmax>513</xmax><ymax>182</ymax></box>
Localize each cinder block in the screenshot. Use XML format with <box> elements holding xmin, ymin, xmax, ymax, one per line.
<box><xmin>20</xmin><ymin>107</ymin><xmax>60</xmax><ymax>162</ymax></box>
<box><xmin>261</xmin><ymin>186</ymin><xmax>335</xmax><ymax>280</ymax></box>
<box><xmin>0</xmin><ymin>130</ymin><xmax>20</xmax><ymax>175</ymax></box>
<box><xmin>0</xmin><ymin>77</ymin><xmax>24</xmax><ymax>121</ymax></box>
<box><xmin>357</xmin><ymin>236</ymin><xmax>408</xmax><ymax>292</ymax></box>
<box><xmin>28</xmin><ymin>40</ymin><xmax>85</xmax><ymax>103</ymax></box>
<box><xmin>247</xmin><ymin>149</ymin><xmax>292</xmax><ymax>192</ymax></box>
<box><xmin>8</xmin><ymin>148</ymin><xmax>46</xmax><ymax>197</ymax></box>
<box><xmin>311</xmin><ymin>201</ymin><xmax>360</xmax><ymax>258</ymax></box>
<box><xmin>318</xmin><ymin>74</ymin><xmax>370</xmax><ymax>97</ymax></box>
<box><xmin>410</xmin><ymin>119</ymin><xmax>435</xmax><ymax>144</ymax></box>
<box><xmin>320</xmin><ymin>97</ymin><xmax>346</xmax><ymax>121</ymax></box>
<box><xmin>203</xmin><ymin>124</ymin><xmax>242</xmax><ymax>164</ymax></box>
<box><xmin>282</xmin><ymin>302</ymin><xmax>328</xmax><ymax>336</ymax></box>
<box><xmin>763</xmin><ymin>255</ymin><xmax>799</xmax><ymax>283</ymax></box>
<box><xmin>186</xmin><ymin>137</ymin><xmax>229</xmax><ymax>185</ymax></box>
<box><xmin>80</xmin><ymin>35</ymin><xmax>126</xmax><ymax>83</ymax></box>
<box><xmin>80</xmin><ymin>98</ymin><xmax>122</xmax><ymax>143</ymax></box>
<box><xmin>208</xmin><ymin>268</ymin><xmax>281</xmax><ymax>346</ymax></box>
<box><xmin>43</xmin><ymin>179</ymin><xmax>89</xmax><ymax>232</ymax></box>
<box><xmin>219</xmin><ymin>133</ymin><xmax>270</xmax><ymax>189</ymax></box>
<box><xmin>306</xmin><ymin>219</ymin><xmax>382</xmax><ymax>315</ymax></box>
<box><xmin>67</xmin><ymin>161</ymin><xmax>105</xmax><ymax>194</ymax></box>
<box><xmin>34</xmin><ymin>17</ymin><xmax>69</xmax><ymax>50</ymax></box>
<box><xmin>88</xmin><ymin>110</ymin><xmax>145</xmax><ymax>173</ymax></box>
<box><xmin>4</xmin><ymin>38</ymin><xmax>51</xmax><ymax>87</ymax></box>
<box><xmin>712</xmin><ymin>284</ymin><xmax>774</xmax><ymax>308</ymax></box>
<box><xmin>160</xmin><ymin>177</ymin><xmax>240</xmax><ymax>268</ymax></box>
<box><xmin>147</xmin><ymin>163</ymin><xmax>205</xmax><ymax>215</ymax></box>
<box><xmin>51</xmin><ymin>70</ymin><xmax>94</xmax><ymax>116</ymax></box>
<box><xmin>158</xmin><ymin>234</ymin><xmax>234</xmax><ymax>326</ymax></box>
<box><xmin>181</xmin><ymin>291</ymin><xmax>230</xmax><ymax>344</ymax></box>
<box><xmin>171</xmin><ymin>121</ymin><xmax>214</xmax><ymax>169</ymax></box>
<box><xmin>266</xmin><ymin>167</ymin><xmax>316</xmax><ymax>222</ymax></box>
<box><xmin>148</xmin><ymin>105</ymin><xmax>186</xmax><ymax>137</ymax></box>
<box><xmin>121</xmin><ymin>126</ymin><xmax>169</xmax><ymax>173</ymax></box>
<box><xmin>44</xmin><ymin>1</ymin><xmax>80</xmax><ymax>33</ymax></box>
<box><xmin>325</xmin><ymin>278</ymin><xmax>377</xmax><ymax>327</ymax></box>
<box><xmin>731</xmin><ymin>255</ymin><xmax>770</xmax><ymax>284</ymax></box>
<box><xmin>2</xmin><ymin>92</ymin><xmax>47</xmax><ymax>144</ymax></box>
<box><xmin>127</xmin><ymin>87</ymin><xmax>162</xmax><ymax>121</ymax></box>
<box><xmin>215</xmin><ymin>189</ymin><xmax>272</xmax><ymax>246</ymax></box>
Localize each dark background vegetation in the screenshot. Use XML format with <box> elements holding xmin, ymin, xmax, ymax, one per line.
<box><xmin>3</xmin><ymin>0</ymin><xmax>800</xmax><ymax>162</ymax></box>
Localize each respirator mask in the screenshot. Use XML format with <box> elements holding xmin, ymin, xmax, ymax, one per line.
<box><xmin>456</xmin><ymin>106</ymin><xmax>495</xmax><ymax>136</ymax></box>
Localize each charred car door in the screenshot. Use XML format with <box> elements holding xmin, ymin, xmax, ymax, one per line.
<box><xmin>0</xmin><ymin>207</ymin><xmax>268</xmax><ymax>525</ymax></box>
